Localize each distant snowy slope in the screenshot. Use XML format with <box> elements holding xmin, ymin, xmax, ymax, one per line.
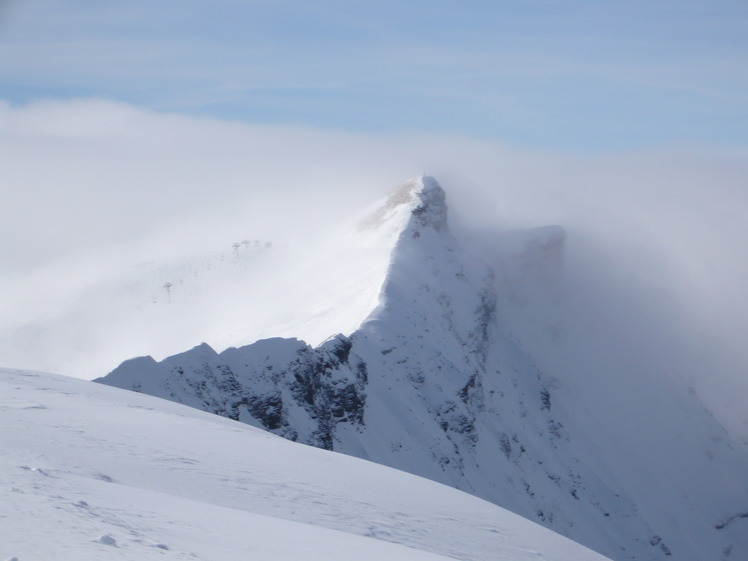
<box><xmin>0</xmin><ymin>367</ymin><xmax>611</xmax><ymax>561</ymax></box>
<box><xmin>0</xmin><ymin>185</ymin><xmax>410</xmax><ymax>379</ymax></box>
<box><xmin>99</xmin><ymin>177</ymin><xmax>748</xmax><ymax>561</ymax></box>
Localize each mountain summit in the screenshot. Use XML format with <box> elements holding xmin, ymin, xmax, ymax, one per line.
<box><xmin>358</xmin><ymin>175</ymin><xmax>448</xmax><ymax>232</ymax></box>
<box><xmin>98</xmin><ymin>177</ymin><xmax>748</xmax><ymax>561</ymax></box>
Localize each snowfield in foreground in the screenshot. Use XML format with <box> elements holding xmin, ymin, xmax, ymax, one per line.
<box><xmin>0</xmin><ymin>367</ymin><xmax>611</xmax><ymax>561</ymax></box>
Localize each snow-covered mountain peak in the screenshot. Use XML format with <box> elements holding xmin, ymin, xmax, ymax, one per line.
<box><xmin>408</xmin><ymin>174</ymin><xmax>449</xmax><ymax>232</ymax></box>
<box><xmin>0</xmin><ymin>177</ymin><xmax>455</xmax><ymax>376</ymax></box>
<box><xmin>357</xmin><ymin>175</ymin><xmax>448</xmax><ymax>234</ymax></box>
<box><xmin>95</xmin><ymin>175</ymin><xmax>748</xmax><ymax>561</ymax></box>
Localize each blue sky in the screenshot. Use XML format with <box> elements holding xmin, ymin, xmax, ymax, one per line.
<box><xmin>1</xmin><ymin>0</ymin><xmax>747</xmax><ymax>151</ymax></box>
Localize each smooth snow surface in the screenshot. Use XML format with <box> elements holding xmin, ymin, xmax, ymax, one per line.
<box><xmin>0</xmin><ymin>367</ymin><xmax>611</xmax><ymax>561</ymax></box>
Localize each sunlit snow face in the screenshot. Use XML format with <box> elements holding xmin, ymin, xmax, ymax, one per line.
<box><xmin>1</xmin><ymin>99</ymin><xmax>747</xmax><ymax>437</ymax></box>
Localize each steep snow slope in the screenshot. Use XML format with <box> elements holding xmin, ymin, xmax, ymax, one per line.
<box><xmin>100</xmin><ymin>177</ymin><xmax>748</xmax><ymax>561</ymax></box>
<box><xmin>0</xmin><ymin>188</ymin><xmax>407</xmax><ymax>379</ymax></box>
<box><xmin>0</xmin><ymin>367</ymin><xmax>612</xmax><ymax>561</ymax></box>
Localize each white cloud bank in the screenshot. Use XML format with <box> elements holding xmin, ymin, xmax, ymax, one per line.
<box><xmin>1</xmin><ymin>98</ymin><xmax>747</xmax><ymax>438</ymax></box>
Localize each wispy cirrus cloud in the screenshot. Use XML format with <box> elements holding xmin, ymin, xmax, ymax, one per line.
<box><xmin>2</xmin><ymin>0</ymin><xmax>747</xmax><ymax>149</ymax></box>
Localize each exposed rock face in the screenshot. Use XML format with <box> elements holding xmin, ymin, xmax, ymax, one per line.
<box><xmin>98</xmin><ymin>176</ymin><xmax>748</xmax><ymax>561</ymax></box>
<box><xmin>106</xmin><ymin>335</ymin><xmax>367</xmax><ymax>450</ymax></box>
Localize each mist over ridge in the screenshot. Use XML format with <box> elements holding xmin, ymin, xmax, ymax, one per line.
<box><xmin>98</xmin><ymin>175</ymin><xmax>748</xmax><ymax>561</ymax></box>
<box><xmin>1</xmin><ymin>97</ymin><xmax>747</xmax><ymax>440</ymax></box>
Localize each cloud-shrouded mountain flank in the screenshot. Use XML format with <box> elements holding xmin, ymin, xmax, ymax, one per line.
<box><xmin>99</xmin><ymin>177</ymin><xmax>748</xmax><ymax>561</ymax></box>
